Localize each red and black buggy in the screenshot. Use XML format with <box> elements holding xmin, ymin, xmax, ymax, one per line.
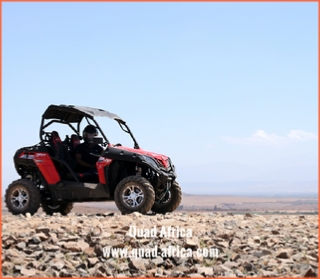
<box><xmin>5</xmin><ymin>105</ymin><xmax>182</xmax><ymax>215</ymax></box>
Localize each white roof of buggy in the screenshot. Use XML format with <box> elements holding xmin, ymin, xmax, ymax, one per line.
<box><xmin>73</xmin><ymin>105</ymin><xmax>122</xmax><ymax>120</ymax></box>
<box><xmin>42</xmin><ymin>104</ymin><xmax>124</xmax><ymax>123</ymax></box>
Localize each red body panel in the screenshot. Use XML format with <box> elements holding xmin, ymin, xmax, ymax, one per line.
<box><xmin>97</xmin><ymin>157</ymin><xmax>113</xmax><ymax>184</ymax></box>
<box><xmin>113</xmin><ymin>146</ymin><xmax>169</xmax><ymax>168</ymax></box>
<box><xmin>33</xmin><ymin>153</ymin><xmax>60</xmax><ymax>184</ymax></box>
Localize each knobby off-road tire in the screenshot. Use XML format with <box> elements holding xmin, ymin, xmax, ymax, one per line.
<box><xmin>5</xmin><ymin>179</ymin><xmax>41</xmax><ymax>216</ymax></box>
<box><xmin>42</xmin><ymin>202</ymin><xmax>74</xmax><ymax>216</ymax></box>
<box><xmin>152</xmin><ymin>181</ymin><xmax>182</xmax><ymax>214</ymax></box>
<box><xmin>114</xmin><ymin>176</ymin><xmax>155</xmax><ymax>215</ymax></box>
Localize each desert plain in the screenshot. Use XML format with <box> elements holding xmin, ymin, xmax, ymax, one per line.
<box><xmin>1</xmin><ymin>193</ymin><xmax>319</xmax><ymax>277</ymax></box>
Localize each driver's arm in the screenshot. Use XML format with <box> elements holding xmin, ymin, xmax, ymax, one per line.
<box><xmin>75</xmin><ymin>153</ymin><xmax>96</xmax><ymax>169</ymax></box>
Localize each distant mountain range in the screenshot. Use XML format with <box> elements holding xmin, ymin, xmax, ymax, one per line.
<box><xmin>176</xmin><ymin>153</ymin><xmax>318</xmax><ymax>196</ymax></box>
<box><xmin>180</xmin><ymin>181</ymin><xmax>318</xmax><ymax>197</ymax></box>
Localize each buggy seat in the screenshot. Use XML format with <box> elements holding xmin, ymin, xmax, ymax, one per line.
<box><xmin>69</xmin><ymin>134</ymin><xmax>81</xmax><ymax>159</ymax></box>
<box><xmin>50</xmin><ymin>131</ymin><xmax>99</xmax><ymax>183</ymax></box>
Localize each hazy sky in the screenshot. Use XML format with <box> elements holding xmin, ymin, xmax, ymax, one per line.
<box><xmin>2</xmin><ymin>2</ymin><xmax>318</xmax><ymax>195</ymax></box>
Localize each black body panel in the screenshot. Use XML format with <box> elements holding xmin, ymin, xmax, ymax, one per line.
<box><xmin>102</xmin><ymin>146</ymin><xmax>145</xmax><ymax>163</ymax></box>
<box><xmin>48</xmin><ymin>181</ymin><xmax>110</xmax><ymax>203</ymax></box>
<box><xmin>102</xmin><ymin>146</ymin><xmax>177</xmax><ymax>180</ymax></box>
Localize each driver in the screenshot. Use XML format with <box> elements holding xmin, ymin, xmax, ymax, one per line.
<box><xmin>74</xmin><ymin>125</ymin><xmax>103</xmax><ymax>174</ymax></box>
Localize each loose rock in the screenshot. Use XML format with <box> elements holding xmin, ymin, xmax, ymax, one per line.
<box><xmin>1</xmin><ymin>213</ymin><xmax>318</xmax><ymax>278</ymax></box>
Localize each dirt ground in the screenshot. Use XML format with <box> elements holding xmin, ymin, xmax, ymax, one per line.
<box><xmin>178</xmin><ymin>194</ymin><xmax>318</xmax><ymax>212</ymax></box>
<box><xmin>2</xmin><ymin>193</ymin><xmax>317</xmax><ymax>216</ymax></box>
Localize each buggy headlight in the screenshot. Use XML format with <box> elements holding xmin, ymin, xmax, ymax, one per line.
<box><xmin>141</xmin><ymin>155</ymin><xmax>159</xmax><ymax>169</ymax></box>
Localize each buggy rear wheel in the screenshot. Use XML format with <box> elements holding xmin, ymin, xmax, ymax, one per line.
<box><xmin>42</xmin><ymin>202</ymin><xmax>74</xmax><ymax>215</ymax></box>
<box><xmin>152</xmin><ymin>181</ymin><xmax>182</xmax><ymax>214</ymax></box>
<box><xmin>114</xmin><ymin>176</ymin><xmax>155</xmax><ymax>215</ymax></box>
<box><xmin>5</xmin><ymin>179</ymin><xmax>41</xmax><ymax>216</ymax></box>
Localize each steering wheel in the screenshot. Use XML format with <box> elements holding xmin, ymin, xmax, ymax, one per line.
<box><xmin>114</xmin><ymin>143</ymin><xmax>122</xmax><ymax>147</ymax></box>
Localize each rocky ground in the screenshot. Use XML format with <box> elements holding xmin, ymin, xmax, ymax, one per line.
<box><xmin>2</xmin><ymin>212</ymin><xmax>318</xmax><ymax>277</ymax></box>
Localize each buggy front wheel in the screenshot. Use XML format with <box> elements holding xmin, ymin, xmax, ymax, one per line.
<box><xmin>114</xmin><ymin>176</ymin><xmax>155</xmax><ymax>215</ymax></box>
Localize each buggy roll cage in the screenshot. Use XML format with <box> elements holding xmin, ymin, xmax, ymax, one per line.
<box><xmin>39</xmin><ymin>105</ymin><xmax>140</xmax><ymax>149</ymax></box>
